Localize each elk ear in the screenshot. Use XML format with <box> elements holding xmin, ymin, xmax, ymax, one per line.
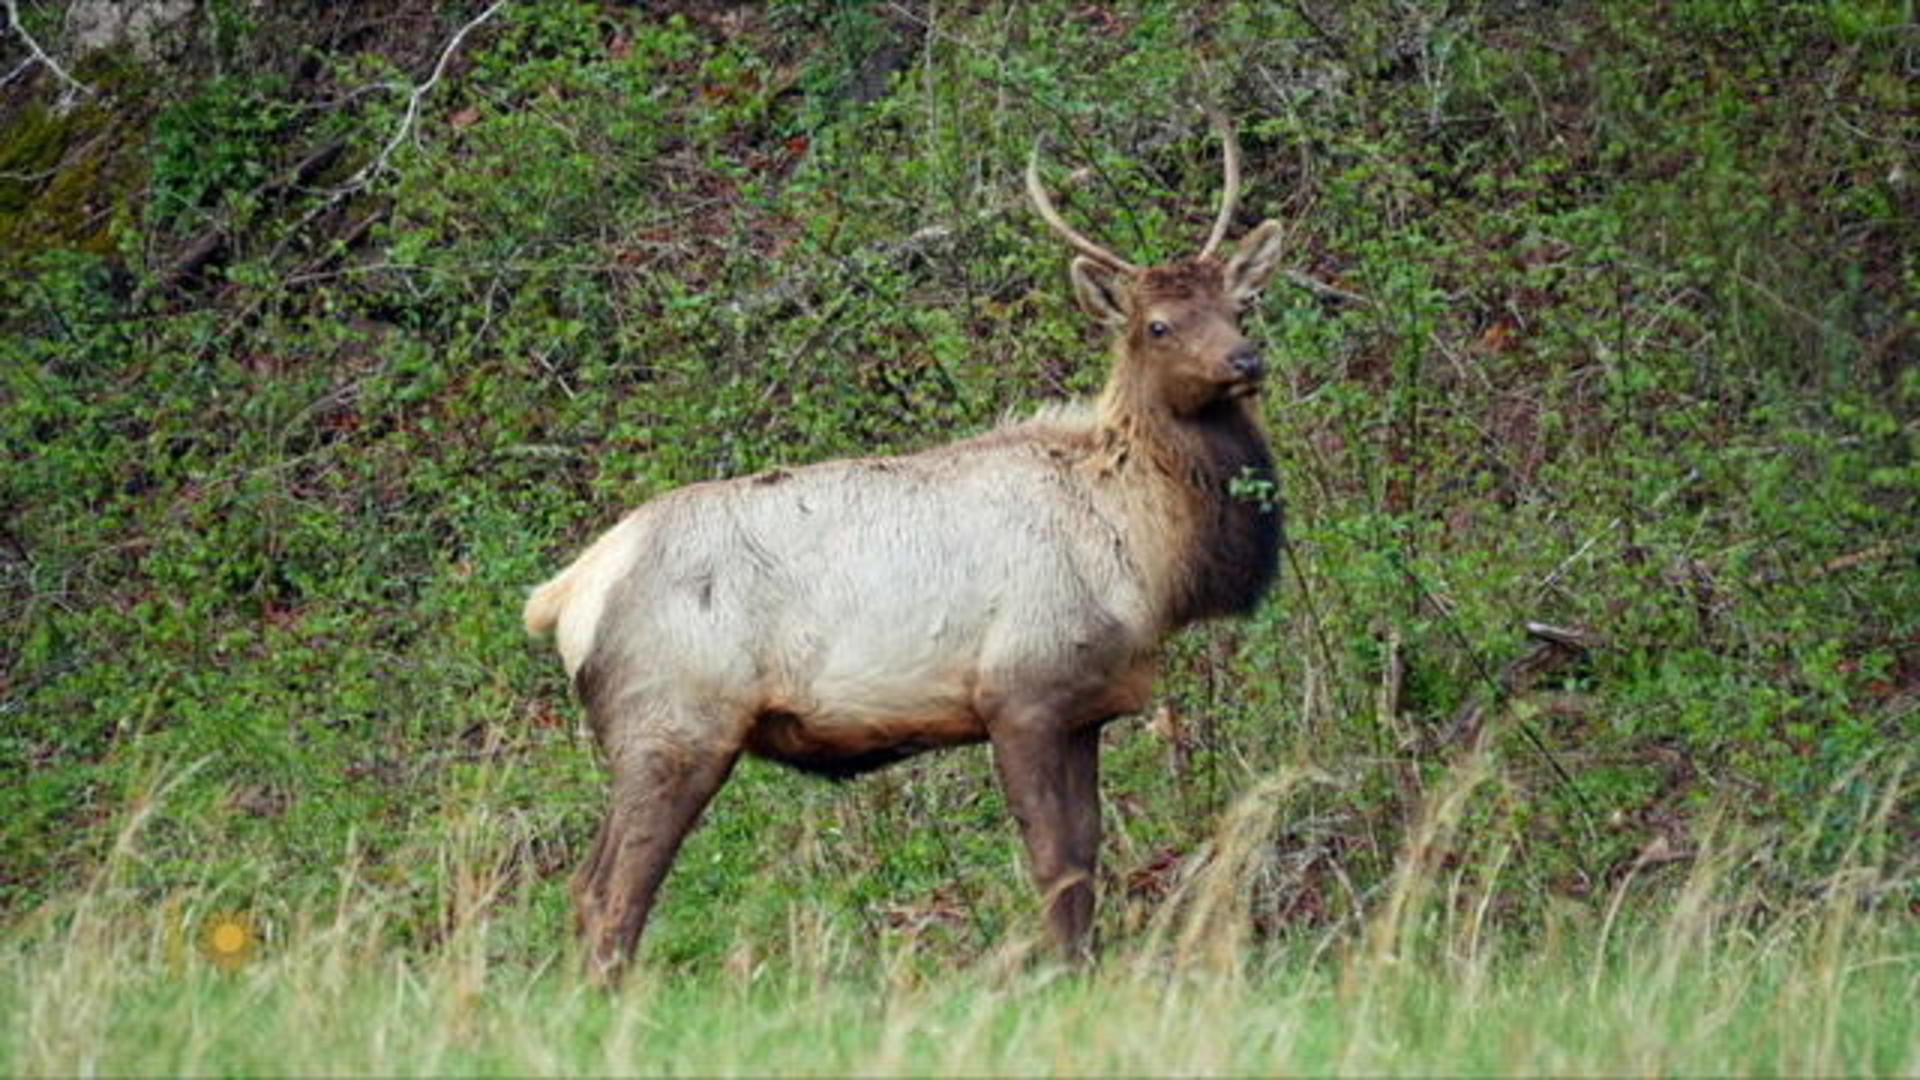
<box><xmin>1069</xmin><ymin>256</ymin><xmax>1131</xmax><ymax>328</ymax></box>
<box><xmin>1226</xmin><ymin>219</ymin><xmax>1286</xmax><ymax>306</ymax></box>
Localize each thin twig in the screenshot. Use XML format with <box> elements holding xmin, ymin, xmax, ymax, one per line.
<box><xmin>223</xmin><ymin>2</ymin><xmax>506</xmax><ymax>298</ymax></box>
<box><xmin>1390</xmin><ymin>548</ymin><xmax>1601</xmax><ymax>861</ymax></box>
<box><xmin>727</xmin><ymin>165</ymin><xmax>1100</xmax><ymax>320</ymax></box>
<box><xmin>328</xmin><ymin>0</ymin><xmax>508</xmax><ymax>199</ymax></box>
<box><xmin>3</xmin><ymin>0</ymin><xmax>93</xmax><ymax>105</ymax></box>
<box><xmin>1284</xmin><ymin>268</ymin><xmax>1371</xmax><ymax>306</ymax></box>
<box><xmin>1438</xmin><ymin>619</ymin><xmax>1603</xmax><ymax>806</ymax></box>
<box><xmin>1</xmin><ymin>56</ymin><xmax>34</xmax><ymax>91</ymax></box>
<box><xmin>1535</xmin><ymin>467</ymin><xmax>1700</xmax><ymax>600</ymax></box>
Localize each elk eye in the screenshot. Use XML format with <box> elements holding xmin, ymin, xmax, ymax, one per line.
<box><xmin>1148</xmin><ymin>320</ymin><xmax>1170</xmax><ymax>338</ymax></box>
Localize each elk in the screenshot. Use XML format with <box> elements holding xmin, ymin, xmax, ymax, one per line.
<box><xmin>524</xmin><ymin>116</ymin><xmax>1288</xmax><ymax>978</ymax></box>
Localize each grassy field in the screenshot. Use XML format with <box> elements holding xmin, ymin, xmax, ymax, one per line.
<box><xmin>10</xmin><ymin>926</ymin><xmax>1916</xmax><ymax>1075</ymax></box>
<box><xmin>2</xmin><ymin>0</ymin><xmax>1916</xmax><ymax>1073</ymax></box>
<box><xmin>5</xmin><ymin>761</ymin><xmax>1915</xmax><ymax>1076</ymax></box>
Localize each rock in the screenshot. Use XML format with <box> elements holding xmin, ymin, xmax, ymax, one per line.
<box><xmin>65</xmin><ymin>0</ymin><xmax>195</xmax><ymax>59</ymax></box>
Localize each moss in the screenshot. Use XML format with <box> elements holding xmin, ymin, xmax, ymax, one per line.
<box><xmin>0</xmin><ymin>103</ymin><xmax>75</xmax><ymax>215</ymax></box>
<box><xmin>72</xmin><ymin>46</ymin><xmax>160</xmax><ymax>98</ymax></box>
<box><xmin>0</xmin><ymin>91</ymin><xmax>148</xmax><ymax>265</ymax></box>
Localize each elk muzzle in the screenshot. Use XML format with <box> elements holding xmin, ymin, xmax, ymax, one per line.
<box><xmin>1225</xmin><ymin>342</ymin><xmax>1265</xmax><ymax>395</ymax></box>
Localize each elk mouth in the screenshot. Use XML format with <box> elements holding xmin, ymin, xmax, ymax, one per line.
<box><xmin>1225</xmin><ymin>376</ymin><xmax>1263</xmax><ymax>399</ymax></box>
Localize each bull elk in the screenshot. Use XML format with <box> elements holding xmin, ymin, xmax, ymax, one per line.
<box><xmin>525</xmin><ymin>116</ymin><xmax>1289</xmax><ymax>978</ymax></box>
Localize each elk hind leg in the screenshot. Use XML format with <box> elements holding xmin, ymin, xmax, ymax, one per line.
<box><xmin>574</xmin><ymin>700</ymin><xmax>741</xmax><ymax>982</ymax></box>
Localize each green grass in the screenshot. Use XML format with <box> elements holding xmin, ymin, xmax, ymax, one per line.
<box><xmin>5</xmin><ymin>764</ymin><xmax>1914</xmax><ymax>1076</ymax></box>
<box><xmin>11</xmin><ymin>934</ymin><xmax>1915</xmax><ymax>1075</ymax></box>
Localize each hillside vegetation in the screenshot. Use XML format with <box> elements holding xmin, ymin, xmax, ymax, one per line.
<box><xmin>2</xmin><ymin>0</ymin><xmax>1916</xmax><ymax>1072</ymax></box>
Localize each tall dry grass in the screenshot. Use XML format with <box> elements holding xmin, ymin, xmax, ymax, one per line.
<box><xmin>3</xmin><ymin>755</ymin><xmax>1914</xmax><ymax>1075</ymax></box>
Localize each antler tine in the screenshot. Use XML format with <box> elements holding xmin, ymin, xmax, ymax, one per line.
<box><xmin>1026</xmin><ymin>142</ymin><xmax>1140</xmax><ymax>273</ymax></box>
<box><xmin>1197</xmin><ymin>108</ymin><xmax>1241</xmax><ymax>260</ymax></box>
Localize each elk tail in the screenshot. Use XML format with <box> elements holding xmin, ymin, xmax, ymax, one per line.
<box><xmin>522</xmin><ymin>570</ymin><xmax>576</xmax><ymax>637</ymax></box>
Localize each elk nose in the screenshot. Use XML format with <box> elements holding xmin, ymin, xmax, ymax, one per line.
<box><xmin>1228</xmin><ymin>343</ymin><xmax>1265</xmax><ymax>381</ymax></box>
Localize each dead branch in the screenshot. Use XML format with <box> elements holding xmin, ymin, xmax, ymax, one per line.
<box><xmin>1749</xmin><ymin>541</ymin><xmax>1905</xmax><ymax>587</ymax></box>
<box><xmin>724</xmin><ymin>166</ymin><xmax>1097</xmax><ymax>321</ymax></box>
<box><xmin>147</xmin><ymin>137</ymin><xmax>347</xmax><ymax>293</ymax></box>
<box><xmin>1441</xmin><ymin>620</ymin><xmax>1604</xmax><ymax>754</ymax></box>
<box><xmin>329</xmin><ymin>0</ymin><xmax>507</xmax><ymax>199</ymax></box>
<box><xmin>1283</xmin><ymin>268</ymin><xmax>1371</xmax><ymax>306</ymax></box>
<box><xmin>145</xmin><ymin>0</ymin><xmax>504</xmax><ymax>297</ymax></box>
<box><xmin>1377</xmin><ymin>622</ymin><xmax>1405</xmax><ymax>739</ymax></box>
<box><xmin>251</xmin><ymin>0</ymin><xmax>506</xmax><ymax>272</ymax></box>
<box><xmin>2</xmin><ymin>0</ymin><xmax>92</xmax><ymax>105</ymax></box>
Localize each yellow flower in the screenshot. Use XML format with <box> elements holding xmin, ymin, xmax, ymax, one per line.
<box><xmin>200</xmin><ymin>911</ymin><xmax>256</xmax><ymax>972</ymax></box>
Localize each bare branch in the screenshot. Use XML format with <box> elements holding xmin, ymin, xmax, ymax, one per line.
<box><xmin>3</xmin><ymin>0</ymin><xmax>93</xmax><ymax>105</ymax></box>
<box><xmin>236</xmin><ymin>0</ymin><xmax>507</xmax><ymax>288</ymax></box>
<box><xmin>1282</xmin><ymin>268</ymin><xmax>1371</xmax><ymax>307</ymax></box>
<box><xmin>1440</xmin><ymin>620</ymin><xmax>1603</xmax><ymax>755</ymax></box>
<box><xmin>330</xmin><ymin>0</ymin><xmax>508</xmax><ymax>197</ymax></box>
<box><xmin>728</xmin><ymin>167</ymin><xmax>1098</xmax><ymax>320</ymax></box>
<box><xmin>2</xmin><ymin>56</ymin><xmax>35</xmax><ymax>91</ymax></box>
<box><xmin>137</xmin><ymin>2</ymin><xmax>505</xmax><ymax>299</ymax></box>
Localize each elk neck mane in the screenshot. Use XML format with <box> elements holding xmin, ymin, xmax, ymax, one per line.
<box><xmin>1090</xmin><ymin>373</ymin><xmax>1281</xmax><ymax>628</ymax></box>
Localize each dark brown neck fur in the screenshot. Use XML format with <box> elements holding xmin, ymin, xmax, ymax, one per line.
<box><xmin>1098</xmin><ymin>379</ymin><xmax>1282</xmax><ymax>626</ymax></box>
<box><xmin>1159</xmin><ymin>397</ymin><xmax>1281</xmax><ymax>624</ymax></box>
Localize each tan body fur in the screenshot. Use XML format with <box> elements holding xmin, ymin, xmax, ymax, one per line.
<box><xmin>526</xmin><ymin>122</ymin><xmax>1292</xmax><ymax>978</ymax></box>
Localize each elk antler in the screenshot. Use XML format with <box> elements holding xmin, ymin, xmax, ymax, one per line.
<box><xmin>1197</xmin><ymin>108</ymin><xmax>1241</xmax><ymax>260</ymax></box>
<box><xmin>1027</xmin><ymin>142</ymin><xmax>1140</xmax><ymax>274</ymax></box>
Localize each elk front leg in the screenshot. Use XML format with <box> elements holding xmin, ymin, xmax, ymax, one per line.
<box><xmin>574</xmin><ymin>728</ymin><xmax>738</xmax><ymax>983</ymax></box>
<box><xmin>990</xmin><ymin>718</ymin><xmax>1103</xmax><ymax>962</ymax></box>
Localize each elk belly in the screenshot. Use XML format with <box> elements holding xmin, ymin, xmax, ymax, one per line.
<box><xmin>742</xmin><ymin>696</ymin><xmax>987</xmax><ymax>780</ymax></box>
<box><xmin>743</xmin><ymin>601</ymin><xmax>991</xmax><ymax>778</ymax></box>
